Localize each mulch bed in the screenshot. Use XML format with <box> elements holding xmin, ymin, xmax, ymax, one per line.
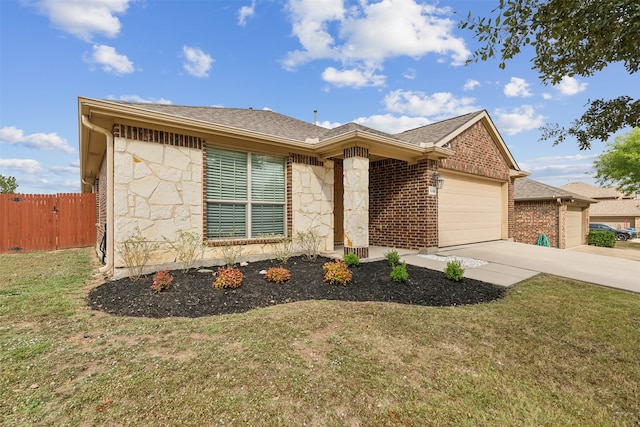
<box><xmin>86</xmin><ymin>256</ymin><xmax>506</xmax><ymax>318</ymax></box>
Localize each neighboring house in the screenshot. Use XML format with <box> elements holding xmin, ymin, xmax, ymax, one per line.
<box><xmin>560</xmin><ymin>182</ymin><xmax>640</xmax><ymax>229</ymax></box>
<box><xmin>514</xmin><ymin>178</ymin><xmax>596</xmax><ymax>248</ymax></box>
<box><xmin>78</xmin><ymin>97</ymin><xmax>528</xmax><ymax>278</ymax></box>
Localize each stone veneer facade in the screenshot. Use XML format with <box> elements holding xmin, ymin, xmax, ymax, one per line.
<box><xmin>343</xmin><ymin>147</ymin><xmax>369</xmax><ymax>258</ymax></box>
<box><xmin>106</xmin><ymin>125</ymin><xmax>337</xmax><ymax>278</ymax></box>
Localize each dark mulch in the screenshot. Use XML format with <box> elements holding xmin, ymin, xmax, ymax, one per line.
<box><xmin>87</xmin><ymin>256</ymin><xmax>506</xmax><ymax>318</ymax></box>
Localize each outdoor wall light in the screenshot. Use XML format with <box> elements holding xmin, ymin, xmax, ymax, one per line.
<box><xmin>433</xmin><ymin>172</ymin><xmax>445</xmax><ymax>189</ymax></box>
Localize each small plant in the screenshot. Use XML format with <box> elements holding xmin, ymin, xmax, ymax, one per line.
<box><xmin>213</xmin><ymin>266</ymin><xmax>244</xmax><ymax>289</ymax></box>
<box><xmin>117</xmin><ymin>227</ymin><xmax>160</xmax><ymax>281</ymax></box>
<box><xmin>588</xmin><ymin>230</ymin><xmax>616</xmax><ymax>248</ymax></box>
<box><xmin>384</xmin><ymin>249</ymin><xmax>400</xmax><ymax>268</ymax></box>
<box><xmin>220</xmin><ymin>240</ymin><xmax>243</xmax><ymax>268</ymax></box>
<box><xmin>271</xmin><ymin>235</ymin><xmax>293</xmax><ymax>264</ymax></box>
<box><xmin>390</xmin><ymin>262</ymin><xmax>409</xmax><ymax>283</ymax></box>
<box><xmin>163</xmin><ymin>231</ymin><xmax>205</xmax><ymax>273</ymax></box>
<box><xmin>322</xmin><ymin>259</ymin><xmax>352</xmax><ymax>286</ymax></box>
<box><xmin>343</xmin><ymin>252</ymin><xmax>360</xmax><ymax>267</ymax></box>
<box><xmin>151</xmin><ymin>269</ymin><xmax>174</xmax><ymax>293</ymax></box>
<box><xmin>444</xmin><ymin>260</ymin><xmax>465</xmax><ymax>282</ymax></box>
<box><xmin>295</xmin><ymin>229</ymin><xmax>321</xmax><ymax>261</ymax></box>
<box><xmin>265</xmin><ymin>266</ymin><xmax>292</xmax><ymax>284</ymax></box>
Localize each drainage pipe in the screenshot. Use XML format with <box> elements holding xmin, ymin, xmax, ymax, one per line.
<box><xmin>81</xmin><ymin>115</ymin><xmax>114</xmax><ymax>276</ymax></box>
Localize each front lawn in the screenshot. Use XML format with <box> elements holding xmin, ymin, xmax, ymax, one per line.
<box><xmin>1</xmin><ymin>249</ymin><xmax>638</xmax><ymax>426</ymax></box>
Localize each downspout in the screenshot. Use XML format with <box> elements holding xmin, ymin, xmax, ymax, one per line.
<box><xmin>81</xmin><ymin>115</ymin><xmax>114</xmax><ymax>276</ymax></box>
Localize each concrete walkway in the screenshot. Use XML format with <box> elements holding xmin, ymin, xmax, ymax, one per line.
<box><xmin>424</xmin><ymin>241</ymin><xmax>640</xmax><ymax>293</ymax></box>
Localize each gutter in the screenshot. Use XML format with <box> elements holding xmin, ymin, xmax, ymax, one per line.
<box><xmin>81</xmin><ymin>115</ymin><xmax>114</xmax><ymax>276</ymax></box>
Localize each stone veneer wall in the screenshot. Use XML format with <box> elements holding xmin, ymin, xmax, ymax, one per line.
<box><xmin>290</xmin><ymin>155</ymin><xmax>334</xmax><ymax>253</ymax></box>
<box><xmin>343</xmin><ymin>147</ymin><xmax>369</xmax><ymax>258</ymax></box>
<box><xmin>513</xmin><ymin>200</ymin><xmax>560</xmax><ymax>248</ymax></box>
<box><xmin>369</xmin><ymin>159</ymin><xmax>438</xmax><ymax>249</ymax></box>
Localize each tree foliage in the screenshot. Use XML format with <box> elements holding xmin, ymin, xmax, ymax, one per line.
<box><xmin>460</xmin><ymin>0</ymin><xmax>640</xmax><ymax>149</ymax></box>
<box><xmin>593</xmin><ymin>128</ymin><xmax>640</xmax><ymax>196</ymax></box>
<box><xmin>0</xmin><ymin>174</ymin><xmax>18</xmax><ymax>194</ymax></box>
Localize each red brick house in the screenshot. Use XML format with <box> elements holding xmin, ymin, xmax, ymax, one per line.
<box><xmin>78</xmin><ymin>98</ymin><xmax>527</xmax><ymax>277</ymax></box>
<box><xmin>514</xmin><ymin>178</ymin><xmax>596</xmax><ymax>248</ymax></box>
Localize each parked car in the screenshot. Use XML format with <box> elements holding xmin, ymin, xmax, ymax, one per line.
<box><xmin>589</xmin><ymin>223</ymin><xmax>635</xmax><ymax>241</ymax></box>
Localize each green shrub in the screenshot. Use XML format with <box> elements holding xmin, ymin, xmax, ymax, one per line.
<box><xmin>444</xmin><ymin>260</ymin><xmax>465</xmax><ymax>282</ymax></box>
<box><xmin>322</xmin><ymin>259</ymin><xmax>352</xmax><ymax>286</ymax></box>
<box><xmin>213</xmin><ymin>267</ymin><xmax>244</xmax><ymax>289</ymax></box>
<box><xmin>265</xmin><ymin>266</ymin><xmax>291</xmax><ymax>284</ymax></box>
<box><xmin>588</xmin><ymin>230</ymin><xmax>616</xmax><ymax>248</ymax></box>
<box><xmin>151</xmin><ymin>269</ymin><xmax>173</xmax><ymax>293</ymax></box>
<box><xmin>343</xmin><ymin>252</ymin><xmax>360</xmax><ymax>267</ymax></box>
<box><xmin>390</xmin><ymin>262</ymin><xmax>409</xmax><ymax>283</ymax></box>
<box><xmin>384</xmin><ymin>249</ymin><xmax>400</xmax><ymax>267</ymax></box>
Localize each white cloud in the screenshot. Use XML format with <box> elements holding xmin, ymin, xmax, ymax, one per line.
<box><xmin>383</xmin><ymin>89</ymin><xmax>479</xmax><ymax>118</ymax></box>
<box><xmin>463</xmin><ymin>79</ymin><xmax>480</xmax><ymax>91</ymax></box>
<box><xmin>89</xmin><ymin>44</ymin><xmax>134</xmax><ymax>75</ymax></box>
<box><xmin>283</xmin><ymin>0</ymin><xmax>469</xmax><ymax>87</ymax></box>
<box><xmin>321</xmin><ymin>66</ymin><xmax>385</xmax><ymax>87</ymax></box>
<box><xmin>29</xmin><ymin>0</ymin><xmax>132</xmax><ymax>41</ymax></box>
<box><xmin>519</xmin><ymin>153</ymin><xmax>600</xmax><ymax>186</ymax></box>
<box><xmin>555</xmin><ymin>76</ymin><xmax>588</xmax><ymax>96</ymax></box>
<box><xmin>50</xmin><ymin>165</ymin><xmax>80</xmax><ymax>175</ymax></box>
<box><xmin>403</xmin><ymin>68</ymin><xmax>416</xmax><ymax>80</ymax></box>
<box><xmin>542</xmin><ymin>92</ymin><xmax>553</xmax><ymax>100</ymax></box>
<box><xmin>353</xmin><ymin>114</ymin><xmax>431</xmax><ymax>134</ymax></box>
<box><xmin>0</xmin><ymin>159</ymin><xmax>45</xmax><ymax>174</ymax></box>
<box><xmin>0</xmin><ymin>126</ymin><xmax>74</xmax><ymax>153</ymax></box>
<box><xmin>238</xmin><ymin>0</ymin><xmax>256</xmax><ymax>26</ymax></box>
<box><xmin>182</xmin><ymin>46</ymin><xmax>214</xmax><ymax>78</ymax></box>
<box><xmin>316</xmin><ymin>120</ymin><xmax>344</xmax><ymax>129</ymax></box>
<box><xmin>504</xmin><ymin>77</ymin><xmax>532</xmax><ymax>97</ymax></box>
<box><xmin>107</xmin><ymin>94</ymin><xmax>172</xmax><ymax>104</ymax></box>
<box><xmin>494</xmin><ymin>105</ymin><xmax>546</xmax><ymax>136</ymax></box>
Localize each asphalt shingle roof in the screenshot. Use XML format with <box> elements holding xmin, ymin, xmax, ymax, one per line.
<box><xmin>590</xmin><ymin>199</ymin><xmax>640</xmax><ymax>216</ymax></box>
<box><xmin>394</xmin><ymin>111</ymin><xmax>485</xmax><ymax>146</ymax></box>
<box><xmin>514</xmin><ymin>178</ymin><xmax>596</xmax><ymax>203</ymax></box>
<box><xmin>559</xmin><ymin>182</ymin><xmax>635</xmax><ymax>199</ymax></box>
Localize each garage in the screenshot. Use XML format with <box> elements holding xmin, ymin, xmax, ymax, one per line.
<box><xmin>438</xmin><ymin>171</ymin><xmax>504</xmax><ymax>247</ymax></box>
<box><xmin>565</xmin><ymin>206</ymin><xmax>584</xmax><ymax>248</ymax></box>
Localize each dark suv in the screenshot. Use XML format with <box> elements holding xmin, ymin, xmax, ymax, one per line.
<box><xmin>589</xmin><ymin>223</ymin><xmax>635</xmax><ymax>241</ymax></box>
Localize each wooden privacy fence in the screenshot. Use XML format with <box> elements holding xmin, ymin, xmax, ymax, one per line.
<box><xmin>0</xmin><ymin>193</ymin><xmax>96</xmax><ymax>254</ymax></box>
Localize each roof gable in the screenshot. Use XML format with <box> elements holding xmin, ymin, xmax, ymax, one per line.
<box><xmin>560</xmin><ymin>181</ymin><xmax>635</xmax><ymax>199</ymax></box>
<box><xmin>515</xmin><ymin>178</ymin><xmax>596</xmax><ymax>203</ymax></box>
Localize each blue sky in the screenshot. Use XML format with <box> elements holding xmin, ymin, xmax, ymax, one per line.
<box><xmin>1</xmin><ymin>0</ymin><xmax>637</xmax><ymax>194</ymax></box>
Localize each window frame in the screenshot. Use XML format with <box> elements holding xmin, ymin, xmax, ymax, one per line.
<box><xmin>205</xmin><ymin>146</ymin><xmax>287</xmax><ymax>240</ymax></box>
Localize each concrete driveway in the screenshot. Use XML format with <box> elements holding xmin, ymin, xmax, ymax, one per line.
<box><xmin>432</xmin><ymin>241</ymin><xmax>640</xmax><ymax>294</ymax></box>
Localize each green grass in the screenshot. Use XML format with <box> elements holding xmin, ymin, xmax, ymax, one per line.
<box><xmin>1</xmin><ymin>249</ymin><xmax>639</xmax><ymax>426</ymax></box>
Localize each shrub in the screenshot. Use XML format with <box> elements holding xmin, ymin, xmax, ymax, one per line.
<box><xmin>117</xmin><ymin>227</ymin><xmax>160</xmax><ymax>281</ymax></box>
<box><xmin>384</xmin><ymin>249</ymin><xmax>400</xmax><ymax>267</ymax></box>
<box><xmin>213</xmin><ymin>266</ymin><xmax>244</xmax><ymax>289</ymax></box>
<box><xmin>444</xmin><ymin>260</ymin><xmax>465</xmax><ymax>282</ymax></box>
<box><xmin>322</xmin><ymin>259</ymin><xmax>352</xmax><ymax>286</ymax></box>
<box><xmin>151</xmin><ymin>269</ymin><xmax>173</xmax><ymax>293</ymax></box>
<box><xmin>295</xmin><ymin>229</ymin><xmax>321</xmax><ymax>261</ymax></box>
<box><xmin>163</xmin><ymin>231</ymin><xmax>205</xmax><ymax>273</ymax></box>
<box><xmin>220</xmin><ymin>240</ymin><xmax>243</xmax><ymax>268</ymax></box>
<box><xmin>265</xmin><ymin>266</ymin><xmax>292</xmax><ymax>284</ymax></box>
<box><xmin>272</xmin><ymin>235</ymin><xmax>293</xmax><ymax>265</ymax></box>
<box><xmin>588</xmin><ymin>230</ymin><xmax>616</xmax><ymax>248</ymax></box>
<box><xmin>390</xmin><ymin>262</ymin><xmax>409</xmax><ymax>283</ymax></box>
<box><xmin>343</xmin><ymin>252</ymin><xmax>360</xmax><ymax>267</ymax></box>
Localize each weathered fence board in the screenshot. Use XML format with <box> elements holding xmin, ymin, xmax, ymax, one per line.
<box><xmin>0</xmin><ymin>193</ymin><xmax>96</xmax><ymax>254</ymax></box>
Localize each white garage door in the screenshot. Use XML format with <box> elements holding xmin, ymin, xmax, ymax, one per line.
<box><xmin>438</xmin><ymin>172</ymin><xmax>503</xmax><ymax>247</ymax></box>
<box><xmin>565</xmin><ymin>206</ymin><xmax>584</xmax><ymax>248</ymax></box>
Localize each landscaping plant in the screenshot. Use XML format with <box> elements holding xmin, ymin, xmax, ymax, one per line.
<box><xmin>322</xmin><ymin>259</ymin><xmax>352</xmax><ymax>285</ymax></box>
<box><xmin>271</xmin><ymin>235</ymin><xmax>293</xmax><ymax>264</ymax></box>
<box><xmin>151</xmin><ymin>269</ymin><xmax>174</xmax><ymax>293</ymax></box>
<box><xmin>163</xmin><ymin>230</ymin><xmax>205</xmax><ymax>272</ymax></box>
<box><xmin>444</xmin><ymin>259</ymin><xmax>465</xmax><ymax>282</ymax></box>
<box><xmin>219</xmin><ymin>239</ymin><xmax>243</xmax><ymax>268</ymax></box>
<box><xmin>265</xmin><ymin>266</ymin><xmax>292</xmax><ymax>284</ymax></box>
<box><xmin>384</xmin><ymin>249</ymin><xmax>400</xmax><ymax>267</ymax></box>
<box><xmin>213</xmin><ymin>266</ymin><xmax>244</xmax><ymax>289</ymax></box>
<box><xmin>295</xmin><ymin>229</ymin><xmax>321</xmax><ymax>261</ymax></box>
<box><xmin>117</xmin><ymin>227</ymin><xmax>160</xmax><ymax>281</ymax></box>
<box><xmin>588</xmin><ymin>230</ymin><xmax>616</xmax><ymax>248</ymax></box>
<box><xmin>343</xmin><ymin>252</ymin><xmax>360</xmax><ymax>267</ymax></box>
<box><xmin>390</xmin><ymin>262</ymin><xmax>409</xmax><ymax>283</ymax></box>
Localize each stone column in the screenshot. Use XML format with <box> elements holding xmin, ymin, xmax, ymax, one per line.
<box><xmin>343</xmin><ymin>146</ymin><xmax>369</xmax><ymax>258</ymax></box>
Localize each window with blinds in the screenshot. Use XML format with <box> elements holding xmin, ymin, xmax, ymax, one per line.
<box><xmin>206</xmin><ymin>147</ymin><xmax>285</xmax><ymax>239</ymax></box>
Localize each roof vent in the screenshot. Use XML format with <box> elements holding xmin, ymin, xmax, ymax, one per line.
<box><xmin>314</xmin><ymin>109</ymin><xmax>317</xmax><ymax>125</ymax></box>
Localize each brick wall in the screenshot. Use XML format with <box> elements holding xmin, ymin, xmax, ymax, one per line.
<box><xmin>513</xmin><ymin>200</ymin><xmax>559</xmax><ymax>247</ymax></box>
<box><xmin>96</xmin><ymin>158</ymin><xmax>108</xmax><ymax>258</ymax></box>
<box><xmin>369</xmin><ymin>158</ymin><xmax>439</xmax><ymax>249</ymax></box>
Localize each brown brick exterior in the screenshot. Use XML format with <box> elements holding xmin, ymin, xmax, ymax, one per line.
<box><xmin>513</xmin><ymin>201</ymin><xmax>560</xmax><ymax>247</ymax></box>
<box><xmin>369</xmin><ymin>159</ymin><xmax>439</xmax><ymax>249</ymax></box>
